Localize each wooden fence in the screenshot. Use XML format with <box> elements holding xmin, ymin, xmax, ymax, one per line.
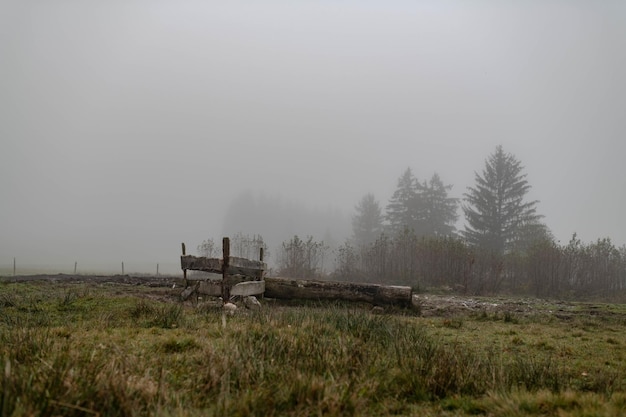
<box><xmin>180</xmin><ymin>237</ymin><xmax>266</xmax><ymax>301</ymax></box>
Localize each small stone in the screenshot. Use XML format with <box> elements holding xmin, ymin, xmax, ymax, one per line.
<box><xmin>371</xmin><ymin>306</ymin><xmax>384</xmax><ymax>315</ymax></box>
<box><xmin>223</xmin><ymin>302</ymin><xmax>237</xmax><ymax>315</ymax></box>
<box><xmin>244</xmin><ymin>296</ymin><xmax>262</xmax><ymax>310</ymax></box>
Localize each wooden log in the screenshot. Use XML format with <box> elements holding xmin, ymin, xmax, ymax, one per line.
<box><xmin>180</xmin><ymin>255</ymin><xmax>266</xmax><ymax>277</ymax></box>
<box><xmin>198</xmin><ymin>281</ymin><xmax>223</xmax><ymax>297</ymax></box>
<box><xmin>264</xmin><ymin>277</ymin><xmax>413</xmax><ymax>307</ymax></box>
<box><xmin>181</xmin><ymin>255</ymin><xmax>222</xmax><ymax>273</ymax></box>
<box><xmin>181</xmin><ymin>283</ymin><xmax>199</xmax><ymax>301</ymax></box>
<box><xmin>197</xmin><ymin>280</ymin><xmax>265</xmax><ymax>297</ymax></box>
<box><xmin>228</xmin><ymin>256</ymin><xmax>267</xmax><ymax>277</ymax></box>
<box><xmin>231</xmin><ymin>280</ymin><xmax>265</xmax><ymax>297</ymax></box>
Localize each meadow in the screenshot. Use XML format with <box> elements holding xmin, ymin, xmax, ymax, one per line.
<box><xmin>1</xmin><ymin>277</ymin><xmax>626</xmax><ymax>416</ymax></box>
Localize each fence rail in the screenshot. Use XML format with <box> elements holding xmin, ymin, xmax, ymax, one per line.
<box><xmin>181</xmin><ymin>237</ymin><xmax>266</xmax><ymax>301</ymax></box>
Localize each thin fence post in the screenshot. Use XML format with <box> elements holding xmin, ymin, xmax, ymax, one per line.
<box><xmin>122</xmin><ymin>262</ymin><xmax>124</xmax><ymax>275</ymax></box>
<box><xmin>222</xmin><ymin>237</ymin><xmax>230</xmax><ymax>301</ymax></box>
<box><xmin>74</xmin><ymin>262</ymin><xmax>77</xmax><ymax>275</ymax></box>
<box><xmin>182</xmin><ymin>243</ymin><xmax>187</xmax><ymax>287</ymax></box>
<box><xmin>259</xmin><ymin>247</ymin><xmax>264</xmax><ymax>281</ymax></box>
<box><xmin>13</xmin><ymin>257</ymin><xmax>16</xmax><ymax>276</ymax></box>
<box><xmin>156</xmin><ymin>263</ymin><xmax>159</xmax><ymax>276</ymax></box>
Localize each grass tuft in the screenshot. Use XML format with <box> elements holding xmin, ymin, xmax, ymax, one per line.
<box><xmin>158</xmin><ymin>337</ymin><xmax>199</xmax><ymax>354</ymax></box>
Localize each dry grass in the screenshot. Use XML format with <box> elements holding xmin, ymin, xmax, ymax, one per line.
<box><xmin>1</xmin><ymin>281</ymin><xmax>626</xmax><ymax>416</ymax></box>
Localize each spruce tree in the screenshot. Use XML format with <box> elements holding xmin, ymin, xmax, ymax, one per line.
<box><xmin>385</xmin><ymin>168</ymin><xmax>420</xmax><ymax>235</ymax></box>
<box><xmin>420</xmin><ymin>173</ymin><xmax>459</xmax><ymax>237</ymax></box>
<box><xmin>387</xmin><ymin>168</ymin><xmax>458</xmax><ymax>238</ymax></box>
<box><xmin>352</xmin><ymin>193</ymin><xmax>384</xmax><ymax>247</ymax></box>
<box><xmin>463</xmin><ymin>145</ymin><xmax>541</xmax><ymax>254</ymax></box>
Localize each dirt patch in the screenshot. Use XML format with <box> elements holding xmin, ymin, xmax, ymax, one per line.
<box><xmin>3</xmin><ymin>274</ymin><xmax>624</xmax><ymax>323</ymax></box>
<box><xmin>413</xmin><ymin>294</ymin><xmax>578</xmax><ymax>319</ymax></box>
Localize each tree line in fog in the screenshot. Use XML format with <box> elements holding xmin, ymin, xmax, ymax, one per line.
<box><xmin>210</xmin><ymin>145</ymin><xmax>626</xmax><ymax>299</ymax></box>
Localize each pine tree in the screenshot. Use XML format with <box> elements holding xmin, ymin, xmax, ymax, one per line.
<box><xmin>352</xmin><ymin>193</ymin><xmax>384</xmax><ymax>248</ymax></box>
<box><xmin>463</xmin><ymin>145</ymin><xmax>542</xmax><ymax>254</ymax></box>
<box><xmin>386</xmin><ymin>168</ymin><xmax>458</xmax><ymax>238</ymax></box>
<box><xmin>420</xmin><ymin>173</ymin><xmax>459</xmax><ymax>237</ymax></box>
<box><xmin>385</xmin><ymin>168</ymin><xmax>420</xmax><ymax>235</ymax></box>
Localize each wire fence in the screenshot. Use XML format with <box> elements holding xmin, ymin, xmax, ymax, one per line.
<box><xmin>0</xmin><ymin>259</ymin><xmax>182</xmax><ymax>277</ymax></box>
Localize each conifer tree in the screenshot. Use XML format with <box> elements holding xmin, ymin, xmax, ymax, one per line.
<box><xmin>386</xmin><ymin>169</ymin><xmax>458</xmax><ymax>238</ymax></box>
<box><xmin>463</xmin><ymin>145</ymin><xmax>541</xmax><ymax>254</ymax></box>
<box><xmin>352</xmin><ymin>193</ymin><xmax>384</xmax><ymax>247</ymax></box>
<box><xmin>420</xmin><ymin>173</ymin><xmax>459</xmax><ymax>237</ymax></box>
<box><xmin>385</xmin><ymin>168</ymin><xmax>420</xmax><ymax>235</ymax></box>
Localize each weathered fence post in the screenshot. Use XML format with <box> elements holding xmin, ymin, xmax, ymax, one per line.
<box><xmin>13</xmin><ymin>257</ymin><xmax>16</xmax><ymax>276</ymax></box>
<box><xmin>182</xmin><ymin>243</ymin><xmax>187</xmax><ymax>287</ymax></box>
<box><xmin>222</xmin><ymin>237</ymin><xmax>230</xmax><ymax>301</ymax></box>
<box><xmin>74</xmin><ymin>262</ymin><xmax>77</xmax><ymax>275</ymax></box>
<box><xmin>259</xmin><ymin>247</ymin><xmax>264</xmax><ymax>281</ymax></box>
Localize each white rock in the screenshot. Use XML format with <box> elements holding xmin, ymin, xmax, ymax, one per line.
<box><xmin>244</xmin><ymin>296</ymin><xmax>262</xmax><ymax>310</ymax></box>
<box><xmin>223</xmin><ymin>302</ymin><xmax>237</xmax><ymax>315</ymax></box>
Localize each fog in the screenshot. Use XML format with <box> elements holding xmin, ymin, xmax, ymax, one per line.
<box><xmin>1</xmin><ymin>1</ymin><xmax>625</xmax><ymax>274</ymax></box>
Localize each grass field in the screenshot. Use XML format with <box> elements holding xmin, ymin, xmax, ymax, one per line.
<box><xmin>1</xmin><ymin>278</ymin><xmax>626</xmax><ymax>416</ymax></box>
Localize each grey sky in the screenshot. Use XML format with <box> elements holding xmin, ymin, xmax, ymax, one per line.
<box><xmin>1</xmin><ymin>1</ymin><xmax>625</xmax><ymax>273</ymax></box>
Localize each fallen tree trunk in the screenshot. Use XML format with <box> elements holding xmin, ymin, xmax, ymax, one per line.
<box><xmin>264</xmin><ymin>277</ymin><xmax>413</xmax><ymax>307</ymax></box>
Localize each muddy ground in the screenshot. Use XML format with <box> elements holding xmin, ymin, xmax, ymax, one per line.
<box><xmin>0</xmin><ymin>273</ymin><xmax>617</xmax><ymax>321</ymax></box>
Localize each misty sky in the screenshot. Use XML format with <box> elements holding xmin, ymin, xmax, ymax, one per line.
<box><xmin>1</xmin><ymin>1</ymin><xmax>625</xmax><ymax>273</ymax></box>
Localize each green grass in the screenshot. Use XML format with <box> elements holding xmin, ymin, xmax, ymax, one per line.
<box><xmin>1</xmin><ymin>281</ymin><xmax>626</xmax><ymax>416</ymax></box>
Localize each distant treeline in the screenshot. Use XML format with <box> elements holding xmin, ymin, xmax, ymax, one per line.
<box><xmin>204</xmin><ymin>231</ymin><xmax>626</xmax><ymax>299</ymax></box>
<box><xmin>329</xmin><ymin>145</ymin><xmax>626</xmax><ymax>299</ymax></box>
<box><xmin>205</xmin><ymin>231</ymin><xmax>626</xmax><ymax>300</ymax></box>
<box><xmin>215</xmin><ymin>146</ymin><xmax>626</xmax><ymax>300</ymax></box>
<box><xmin>332</xmin><ymin>232</ymin><xmax>626</xmax><ymax>299</ymax></box>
